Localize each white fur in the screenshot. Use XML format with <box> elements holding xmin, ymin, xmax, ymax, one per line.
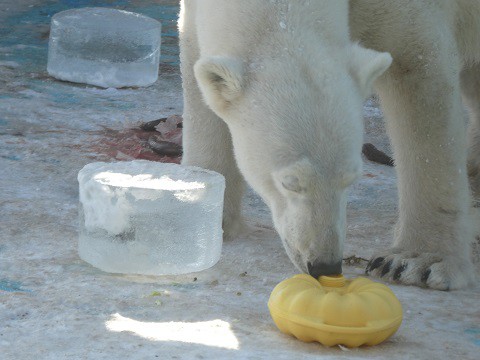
<box><xmin>179</xmin><ymin>0</ymin><xmax>480</xmax><ymax>290</ymax></box>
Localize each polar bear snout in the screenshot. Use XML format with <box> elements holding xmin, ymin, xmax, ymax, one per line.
<box><xmin>277</xmin><ymin>210</ymin><xmax>346</xmax><ymax>277</ymax></box>
<box><xmin>270</xmin><ymin>161</ymin><xmax>349</xmax><ymax>278</ymax></box>
<box><xmin>307</xmin><ymin>260</ymin><xmax>343</xmax><ymax>278</ymax></box>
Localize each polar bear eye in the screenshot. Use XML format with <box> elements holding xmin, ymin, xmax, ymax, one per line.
<box><xmin>281</xmin><ymin>175</ymin><xmax>306</xmax><ymax>193</ymax></box>
<box><xmin>273</xmin><ymin>158</ymin><xmax>314</xmax><ymax>194</ymax></box>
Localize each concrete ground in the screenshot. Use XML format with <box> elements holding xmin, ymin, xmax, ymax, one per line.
<box><xmin>1</xmin><ymin>1</ymin><xmax>479</xmax><ymax>359</ymax></box>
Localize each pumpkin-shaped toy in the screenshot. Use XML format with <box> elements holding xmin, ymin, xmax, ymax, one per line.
<box><xmin>268</xmin><ymin>274</ymin><xmax>403</xmax><ymax>347</ymax></box>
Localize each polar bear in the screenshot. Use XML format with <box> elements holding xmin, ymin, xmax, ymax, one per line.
<box><xmin>179</xmin><ymin>0</ymin><xmax>480</xmax><ymax>290</ymax></box>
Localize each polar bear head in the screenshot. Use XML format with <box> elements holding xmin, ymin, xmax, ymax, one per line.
<box><xmin>195</xmin><ymin>44</ymin><xmax>392</xmax><ymax>277</ymax></box>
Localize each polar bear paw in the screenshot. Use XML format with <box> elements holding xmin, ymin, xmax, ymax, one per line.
<box><xmin>365</xmin><ymin>251</ymin><xmax>475</xmax><ymax>290</ymax></box>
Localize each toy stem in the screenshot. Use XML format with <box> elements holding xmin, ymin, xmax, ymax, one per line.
<box><xmin>318</xmin><ymin>274</ymin><xmax>345</xmax><ymax>287</ymax></box>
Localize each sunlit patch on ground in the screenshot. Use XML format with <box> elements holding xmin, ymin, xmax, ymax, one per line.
<box><xmin>105</xmin><ymin>313</ymin><xmax>240</xmax><ymax>350</ymax></box>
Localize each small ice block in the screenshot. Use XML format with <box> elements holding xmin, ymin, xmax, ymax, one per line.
<box><xmin>77</xmin><ymin>160</ymin><xmax>225</xmax><ymax>275</ymax></box>
<box><xmin>47</xmin><ymin>7</ymin><xmax>161</xmax><ymax>88</ymax></box>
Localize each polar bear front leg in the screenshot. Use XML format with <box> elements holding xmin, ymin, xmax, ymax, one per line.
<box><xmin>181</xmin><ymin>99</ymin><xmax>247</xmax><ymax>240</ymax></box>
<box><xmin>180</xmin><ymin>22</ymin><xmax>246</xmax><ymax>240</ymax></box>
<box><xmin>367</xmin><ymin>56</ymin><xmax>476</xmax><ymax>290</ymax></box>
<box><xmin>461</xmin><ymin>63</ymin><xmax>480</xmax><ymax>202</ymax></box>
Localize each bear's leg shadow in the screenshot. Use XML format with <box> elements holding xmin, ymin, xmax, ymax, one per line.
<box><xmin>179</xmin><ymin>21</ymin><xmax>247</xmax><ymax>240</ymax></box>
<box><xmin>366</xmin><ymin>44</ymin><xmax>476</xmax><ymax>290</ymax></box>
<box><xmin>461</xmin><ymin>63</ymin><xmax>480</xmax><ymax>202</ymax></box>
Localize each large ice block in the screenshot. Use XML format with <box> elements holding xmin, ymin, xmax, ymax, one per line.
<box><xmin>47</xmin><ymin>7</ymin><xmax>161</xmax><ymax>88</ymax></box>
<box><xmin>77</xmin><ymin>161</ymin><xmax>225</xmax><ymax>275</ymax></box>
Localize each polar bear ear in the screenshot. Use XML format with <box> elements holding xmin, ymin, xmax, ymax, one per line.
<box><xmin>349</xmin><ymin>45</ymin><xmax>392</xmax><ymax>97</ymax></box>
<box><xmin>194</xmin><ymin>56</ymin><xmax>245</xmax><ymax>114</ymax></box>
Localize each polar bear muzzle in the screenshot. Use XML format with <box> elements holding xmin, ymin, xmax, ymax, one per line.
<box><xmin>307</xmin><ymin>260</ymin><xmax>343</xmax><ymax>278</ymax></box>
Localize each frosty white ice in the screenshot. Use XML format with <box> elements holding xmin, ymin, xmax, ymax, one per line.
<box><xmin>78</xmin><ymin>161</ymin><xmax>225</xmax><ymax>275</ymax></box>
<box><xmin>47</xmin><ymin>7</ymin><xmax>161</xmax><ymax>88</ymax></box>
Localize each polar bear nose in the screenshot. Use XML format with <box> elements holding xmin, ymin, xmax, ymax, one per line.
<box><xmin>307</xmin><ymin>260</ymin><xmax>343</xmax><ymax>278</ymax></box>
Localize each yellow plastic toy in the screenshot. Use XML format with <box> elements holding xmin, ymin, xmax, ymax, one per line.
<box><xmin>268</xmin><ymin>274</ymin><xmax>403</xmax><ymax>347</ymax></box>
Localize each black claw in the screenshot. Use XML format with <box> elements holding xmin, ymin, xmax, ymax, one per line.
<box><xmin>381</xmin><ymin>259</ymin><xmax>393</xmax><ymax>277</ymax></box>
<box><xmin>421</xmin><ymin>268</ymin><xmax>431</xmax><ymax>284</ymax></box>
<box><xmin>393</xmin><ymin>264</ymin><xmax>407</xmax><ymax>281</ymax></box>
<box><xmin>366</xmin><ymin>257</ymin><xmax>385</xmax><ymax>274</ymax></box>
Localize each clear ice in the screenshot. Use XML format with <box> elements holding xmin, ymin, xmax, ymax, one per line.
<box><xmin>77</xmin><ymin>161</ymin><xmax>225</xmax><ymax>275</ymax></box>
<box><xmin>47</xmin><ymin>8</ymin><xmax>161</xmax><ymax>88</ymax></box>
